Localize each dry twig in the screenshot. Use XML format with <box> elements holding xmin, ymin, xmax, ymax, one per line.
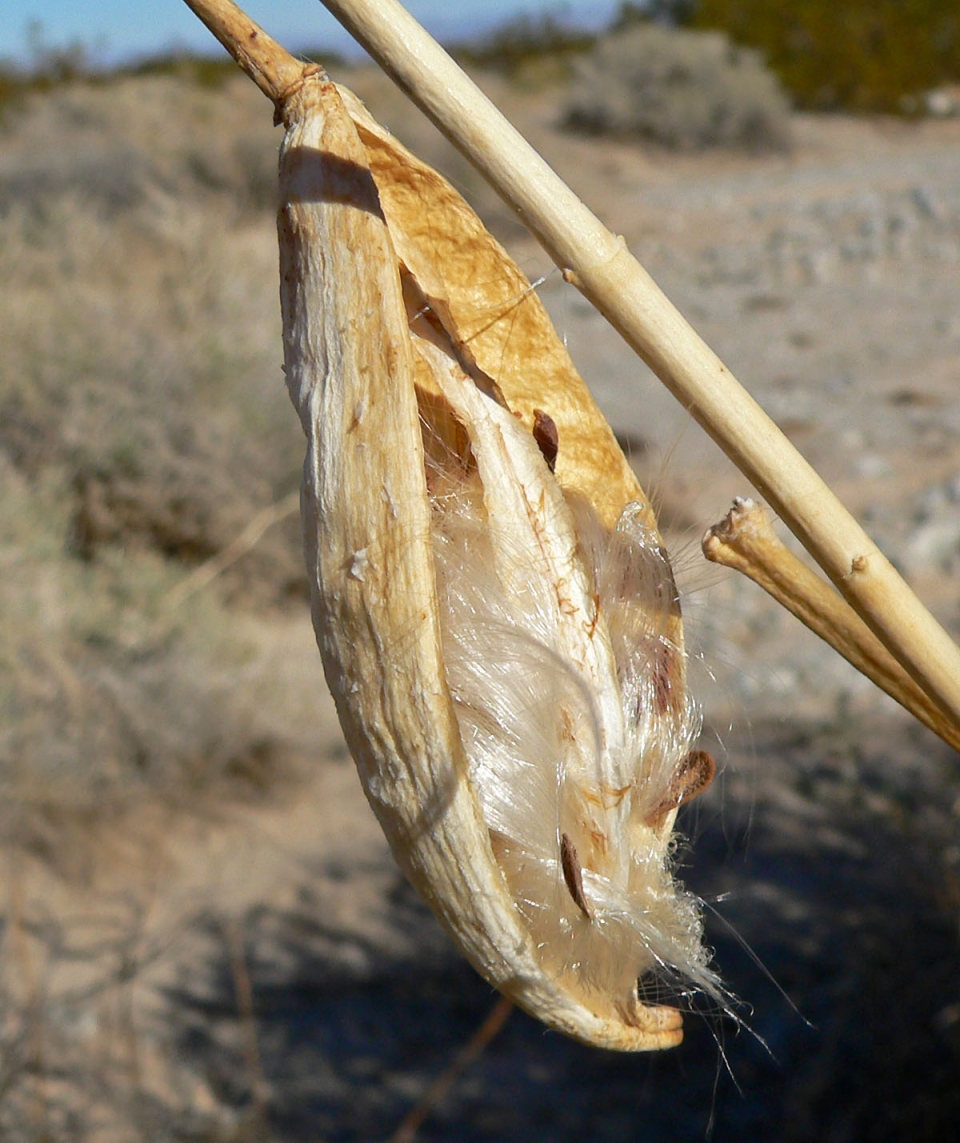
<box><xmin>704</xmin><ymin>499</ymin><xmax>960</xmax><ymax>752</ymax></box>
<box><xmin>162</xmin><ymin>490</ymin><xmax>300</xmax><ymax>609</ymax></box>
<box><xmin>387</xmin><ymin>995</ymin><xmax>513</xmax><ymax>1143</ymax></box>
<box><xmin>224</xmin><ymin>918</ymin><xmax>270</xmax><ymax>1138</ymax></box>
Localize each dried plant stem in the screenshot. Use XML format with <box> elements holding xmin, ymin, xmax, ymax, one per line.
<box><xmin>162</xmin><ymin>490</ymin><xmax>300</xmax><ymax>609</ymax></box>
<box><xmin>387</xmin><ymin>995</ymin><xmax>513</xmax><ymax>1143</ymax></box>
<box><xmin>310</xmin><ymin>0</ymin><xmax>960</xmax><ymax>733</ymax></box>
<box><xmin>5</xmin><ymin>849</ymin><xmax>48</xmax><ymax>1134</ymax></box>
<box><xmin>181</xmin><ymin>0</ymin><xmax>314</xmax><ymax>105</ymax></box>
<box><xmin>704</xmin><ymin>500</ymin><xmax>960</xmax><ymax>752</ymax></box>
<box><xmin>224</xmin><ymin>919</ymin><xmax>270</xmax><ymax>1137</ymax></box>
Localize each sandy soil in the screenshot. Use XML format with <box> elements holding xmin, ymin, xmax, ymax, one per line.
<box><xmin>2</xmin><ymin>66</ymin><xmax>959</xmax><ymax>1141</ymax></box>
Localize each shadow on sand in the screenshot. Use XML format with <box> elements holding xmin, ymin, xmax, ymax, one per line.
<box><xmin>167</xmin><ymin>715</ymin><xmax>960</xmax><ymax>1142</ymax></box>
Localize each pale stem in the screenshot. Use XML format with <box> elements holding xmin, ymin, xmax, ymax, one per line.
<box><xmin>181</xmin><ymin>0</ymin><xmax>316</xmax><ymax>104</ymax></box>
<box><xmin>704</xmin><ymin>500</ymin><xmax>960</xmax><ymax>753</ymax></box>
<box><xmin>313</xmin><ymin>0</ymin><xmax>960</xmax><ymax>733</ymax></box>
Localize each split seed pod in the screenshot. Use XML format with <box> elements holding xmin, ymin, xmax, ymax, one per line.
<box><xmin>278</xmin><ymin>72</ymin><xmax>718</xmax><ymax>1050</ymax></box>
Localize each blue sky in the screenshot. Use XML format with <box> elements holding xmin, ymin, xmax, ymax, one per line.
<box><xmin>2</xmin><ymin>1</ymin><xmax>622</xmax><ymax>67</ymax></box>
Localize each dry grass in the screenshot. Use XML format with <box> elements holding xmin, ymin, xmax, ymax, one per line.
<box><xmin>562</xmin><ymin>23</ymin><xmax>792</xmax><ymax>151</ymax></box>
<box><xmin>0</xmin><ymin>70</ymin><xmax>371</xmax><ymax>1138</ymax></box>
<box><xmin>0</xmin><ymin>73</ymin><xmax>312</xmax><ymax>837</ymax></box>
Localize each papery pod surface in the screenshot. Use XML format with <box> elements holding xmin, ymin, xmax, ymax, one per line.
<box><xmin>277</xmin><ymin>73</ymin><xmax>718</xmax><ymax>1051</ymax></box>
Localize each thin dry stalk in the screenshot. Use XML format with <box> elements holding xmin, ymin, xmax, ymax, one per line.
<box><xmin>5</xmin><ymin>843</ymin><xmax>48</xmax><ymax>1136</ymax></box>
<box><xmin>224</xmin><ymin>918</ymin><xmax>270</xmax><ymax>1139</ymax></box>
<box><xmin>704</xmin><ymin>499</ymin><xmax>960</xmax><ymax>752</ymax></box>
<box><xmin>181</xmin><ymin>0</ymin><xmax>310</xmax><ymax>106</ymax></box>
<box><xmin>112</xmin><ymin>898</ymin><xmax>159</xmax><ymax>1142</ymax></box>
<box><xmin>118</xmin><ymin>973</ymin><xmax>145</xmax><ymax>1137</ymax></box>
<box><xmin>162</xmin><ymin>490</ymin><xmax>300</xmax><ymax>609</ymax></box>
<box><xmin>387</xmin><ymin>995</ymin><xmax>513</xmax><ymax>1143</ymax></box>
<box><xmin>310</xmin><ymin>0</ymin><xmax>960</xmax><ymax>734</ymax></box>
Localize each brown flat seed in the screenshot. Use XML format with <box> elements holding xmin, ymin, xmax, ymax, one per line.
<box><xmin>560</xmin><ymin>832</ymin><xmax>593</xmax><ymax>920</ymax></box>
<box><xmin>644</xmin><ymin>749</ymin><xmax>716</xmax><ymax>828</ymax></box>
<box><xmin>532</xmin><ymin>408</ymin><xmax>559</xmax><ymax>472</ymax></box>
<box><xmin>676</xmin><ymin>749</ymin><xmax>716</xmax><ymax>804</ymax></box>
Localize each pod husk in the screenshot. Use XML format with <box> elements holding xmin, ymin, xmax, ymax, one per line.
<box><xmin>278</xmin><ymin>75</ymin><xmax>692</xmax><ymax>1049</ymax></box>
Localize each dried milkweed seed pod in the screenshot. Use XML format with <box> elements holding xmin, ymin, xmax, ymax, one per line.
<box><xmin>277</xmin><ymin>72</ymin><xmax>720</xmax><ymax>1051</ymax></box>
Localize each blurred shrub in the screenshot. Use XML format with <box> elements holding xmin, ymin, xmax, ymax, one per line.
<box><xmin>0</xmin><ymin>76</ymin><xmax>307</xmax><ymax>602</ymax></box>
<box><xmin>127</xmin><ymin>52</ymin><xmax>237</xmax><ymax>89</ymax></box>
<box><xmin>0</xmin><ymin>73</ymin><xmax>317</xmax><ymax>848</ymax></box>
<box><xmin>561</xmin><ymin>23</ymin><xmax>791</xmax><ymax>151</ymax></box>
<box><xmin>611</xmin><ymin>1</ymin><xmax>697</xmax><ymax>28</ymax></box>
<box><xmin>0</xmin><ymin>20</ymin><xmax>99</xmax><ymax>125</ymax></box>
<box><xmin>0</xmin><ymin>68</ymin><xmax>22</xmax><ymax>124</ymax></box>
<box><xmin>687</xmin><ymin>0</ymin><xmax>960</xmax><ymax>113</ymax></box>
<box><xmin>451</xmin><ymin>13</ymin><xmax>595</xmax><ymax>84</ymax></box>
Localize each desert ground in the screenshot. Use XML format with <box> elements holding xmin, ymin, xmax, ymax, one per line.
<box><xmin>1</xmin><ymin>56</ymin><xmax>959</xmax><ymax>1140</ymax></box>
